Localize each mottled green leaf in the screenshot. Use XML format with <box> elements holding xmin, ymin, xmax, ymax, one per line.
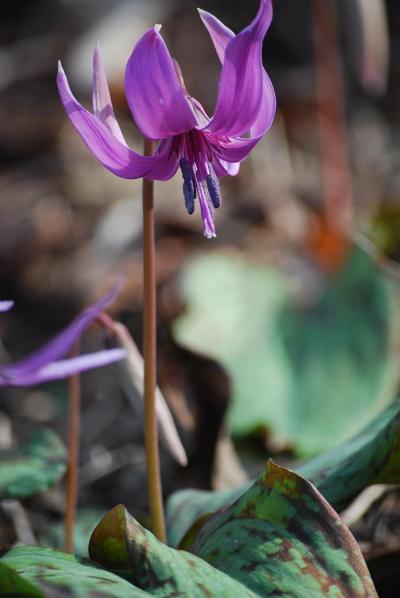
<box><xmin>89</xmin><ymin>505</ymin><xmax>258</xmax><ymax>597</ymax></box>
<box><xmin>0</xmin><ymin>561</ymin><xmax>43</xmax><ymax>597</ymax></box>
<box><xmin>0</xmin><ymin>428</ymin><xmax>66</xmax><ymax>499</ymax></box>
<box><xmin>297</xmin><ymin>399</ymin><xmax>400</xmax><ymax>509</ymax></box>
<box><xmin>185</xmin><ymin>461</ymin><xmax>377</xmax><ymax>597</ymax></box>
<box><xmin>167</xmin><ymin>400</ymin><xmax>400</xmax><ymax>547</ymax></box>
<box><xmin>90</xmin><ymin>464</ymin><xmax>376</xmax><ymax>597</ymax></box>
<box><xmin>173</xmin><ymin>247</ymin><xmax>397</xmax><ymax>454</ymax></box>
<box><xmin>1</xmin><ymin>546</ymin><xmax>147</xmax><ymax>597</ymax></box>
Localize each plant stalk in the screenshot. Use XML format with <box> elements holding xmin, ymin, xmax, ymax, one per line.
<box><xmin>312</xmin><ymin>0</ymin><xmax>353</xmax><ymax>236</ymax></box>
<box><xmin>65</xmin><ymin>342</ymin><xmax>81</xmax><ymax>553</ymax></box>
<box><xmin>142</xmin><ymin>138</ymin><xmax>166</xmax><ymax>542</ymax></box>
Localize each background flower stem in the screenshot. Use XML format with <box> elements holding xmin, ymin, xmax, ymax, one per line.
<box><xmin>312</xmin><ymin>0</ymin><xmax>353</xmax><ymax>236</ymax></box>
<box><xmin>142</xmin><ymin>138</ymin><xmax>166</xmax><ymax>542</ymax></box>
<box><xmin>65</xmin><ymin>341</ymin><xmax>81</xmax><ymax>553</ymax></box>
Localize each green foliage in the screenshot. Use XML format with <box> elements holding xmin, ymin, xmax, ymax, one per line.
<box><xmin>1</xmin><ymin>247</ymin><xmax>391</xmax><ymax>597</ymax></box>
<box><xmin>88</xmin><ymin>461</ymin><xmax>376</xmax><ymax>596</ymax></box>
<box><xmin>89</xmin><ymin>504</ymin><xmax>257</xmax><ymax>597</ymax></box>
<box><xmin>0</xmin><ymin>562</ymin><xmax>42</xmax><ymax>597</ymax></box>
<box><xmin>298</xmin><ymin>399</ymin><xmax>400</xmax><ymax>509</ymax></box>
<box><xmin>167</xmin><ymin>400</ymin><xmax>400</xmax><ymax>547</ymax></box>
<box><xmin>1</xmin><ymin>462</ymin><xmax>377</xmax><ymax>596</ymax></box>
<box><xmin>173</xmin><ymin>247</ymin><xmax>397</xmax><ymax>454</ymax></box>
<box><xmin>0</xmin><ymin>428</ymin><xmax>66</xmax><ymax>499</ymax></box>
<box><xmin>0</xmin><ymin>546</ymin><xmax>147</xmax><ymax>597</ymax></box>
<box><xmin>185</xmin><ymin>461</ymin><xmax>376</xmax><ymax>597</ymax></box>
<box><xmin>173</xmin><ymin>252</ymin><xmax>291</xmax><ymax>443</ymax></box>
<box><xmin>279</xmin><ymin>246</ymin><xmax>393</xmax><ymax>454</ymax></box>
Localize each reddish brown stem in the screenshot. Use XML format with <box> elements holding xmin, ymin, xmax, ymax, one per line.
<box><xmin>64</xmin><ymin>342</ymin><xmax>81</xmax><ymax>553</ymax></box>
<box><xmin>142</xmin><ymin>138</ymin><xmax>166</xmax><ymax>542</ymax></box>
<box><xmin>312</xmin><ymin>0</ymin><xmax>353</xmax><ymax>237</ymax></box>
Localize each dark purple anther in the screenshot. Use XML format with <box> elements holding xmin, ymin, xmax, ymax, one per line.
<box><xmin>180</xmin><ymin>157</ymin><xmax>193</xmax><ymax>184</ymax></box>
<box><xmin>180</xmin><ymin>158</ymin><xmax>196</xmax><ymax>214</ymax></box>
<box><xmin>183</xmin><ymin>182</ymin><xmax>195</xmax><ymax>214</ymax></box>
<box><xmin>206</xmin><ymin>174</ymin><xmax>221</xmax><ymax>208</ymax></box>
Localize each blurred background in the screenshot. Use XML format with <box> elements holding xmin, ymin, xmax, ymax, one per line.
<box><xmin>1</xmin><ymin>0</ymin><xmax>400</xmax><ymax>578</ymax></box>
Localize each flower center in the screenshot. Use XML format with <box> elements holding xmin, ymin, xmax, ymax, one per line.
<box><xmin>178</xmin><ymin>129</ymin><xmax>221</xmax><ymax>239</ymax></box>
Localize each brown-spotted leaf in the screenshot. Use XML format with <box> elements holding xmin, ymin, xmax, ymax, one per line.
<box><xmin>89</xmin><ymin>505</ymin><xmax>258</xmax><ymax>597</ymax></box>
<box><xmin>167</xmin><ymin>400</ymin><xmax>400</xmax><ymax>547</ymax></box>
<box><xmin>185</xmin><ymin>461</ymin><xmax>377</xmax><ymax>597</ymax></box>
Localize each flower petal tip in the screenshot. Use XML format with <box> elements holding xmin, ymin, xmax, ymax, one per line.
<box><xmin>197</xmin><ymin>8</ymin><xmax>213</xmax><ymax>27</ymax></box>
<box><xmin>0</xmin><ymin>301</ymin><xmax>14</xmax><ymax>312</ymax></box>
<box><xmin>154</xmin><ymin>24</ymin><xmax>162</xmax><ymax>33</ymax></box>
<box><xmin>112</xmin><ymin>275</ymin><xmax>126</xmax><ymax>297</ymax></box>
<box><xmin>57</xmin><ymin>60</ymin><xmax>64</xmax><ymax>74</ymax></box>
<box><xmin>197</xmin><ymin>7</ymin><xmax>213</xmax><ymax>22</ymax></box>
<box><xmin>93</xmin><ymin>42</ymin><xmax>102</xmax><ymax>61</ymax></box>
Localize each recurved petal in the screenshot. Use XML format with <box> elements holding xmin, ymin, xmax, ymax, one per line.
<box><xmin>198</xmin><ymin>8</ymin><xmax>234</xmax><ymax>64</ymax></box>
<box><xmin>125</xmin><ymin>26</ymin><xmax>197</xmax><ymax>140</ymax></box>
<box><xmin>0</xmin><ymin>349</ymin><xmax>126</xmax><ymax>387</ymax></box>
<box><xmin>92</xmin><ymin>44</ymin><xmax>126</xmax><ymax>144</ymax></box>
<box><xmin>2</xmin><ymin>280</ymin><xmax>124</xmax><ymax>381</ymax></box>
<box><xmin>57</xmin><ymin>63</ymin><xmax>179</xmax><ymax>180</ymax></box>
<box><xmin>205</xmin><ymin>0</ymin><xmax>273</xmax><ymax>137</ymax></box>
<box><xmin>209</xmin><ymin>73</ymin><xmax>275</xmax><ymax>166</ymax></box>
<box><xmin>201</xmin><ymin>5</ymin><xmax>276</xmax><ymax>147</ymax></box>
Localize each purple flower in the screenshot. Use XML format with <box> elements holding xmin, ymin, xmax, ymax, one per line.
<box><xmin>57</xmin><ymin>0</ymin><xmax>275</xmax><ymax>238</ymax></box>
<box><xmin>0</xmin><ymin>283</ymin><xmax>125</xmax><ymax>387</ymax></box>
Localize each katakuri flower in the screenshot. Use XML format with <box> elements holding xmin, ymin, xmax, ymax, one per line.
<box><xmin>57</xmin><ymin>0</ymin><xmax>275</xmax><ymax>238</ymax></box>
<box><xmin>0</xmin><ymin>283</ymin><xmax>125</xmax><ymax>387</ymax></box>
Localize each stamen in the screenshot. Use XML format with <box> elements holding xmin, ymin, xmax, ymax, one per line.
<box><xmin>179</xmin><ymin>135</ymin><xmax>218</xmax><ymax>237</ymax></box>
<box><xmin>180</xmin><ymin>157</ymin><xmax>192</xmax><ymax>183</ymax></box>
<box><xmin>183</xmin><ymin>182</ymin><xmax>195</xmax><ymax>215</ymax></box>
<box><xmin>180</xmin><ymin>158</ymin><xmax>195</xmax><ymax>215</ymax></box>
<box><xmin>206</xmin><ymin>173</ymin><xmax>221</xmax><ymax>209</ymax></box>
<box><xmin>191</xmin><ymin>171</ymin><xmax>197</xmax><ymax>199</ymax></box>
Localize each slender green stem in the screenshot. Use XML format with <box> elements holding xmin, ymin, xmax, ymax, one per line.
<box><xmin>142</xmin><ymin>138</ymin><xmax>166</xmax><ymax>542</ymax></box>
<box><xmin>65</xmin><ymin>342</ymin><xmax>81</xmax><ymax>553</ymax></box>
